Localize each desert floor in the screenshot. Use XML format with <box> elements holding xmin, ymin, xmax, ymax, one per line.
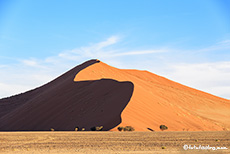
<box><xmin>0</xmin><ymin>131</ymin><xmax>229</xmax><ymax>154</ymax></box>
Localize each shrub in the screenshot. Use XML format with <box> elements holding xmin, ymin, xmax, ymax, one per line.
<box><xmin>50</xmin><ymin>128</ymin><xmax>55</xmax><ymax>131</ymax></box>
<box><xmin>117</xmin><ymin>126</ymin><xmax>134</xmax><ymax>131</ymax></box>
<box><xmin>123</xmin><ymin>126</ymin><xmax>135</xmax><ymax>131</ymax></box>
<box><xmin>81</xmin><ymin>128</ymin><xmax>85</xmax><ymax>131</ymax></box>
<box><xmin>160</xmin><ymin>125</ymin><xmax>168</xmax><ymax>131</ymax></box>
<box><xmin>91</xmin><ymin>126</ymin><xmax>103</xmax><ymax>131</ymax></box>
<box><xmin>118</xmin><ymin>127</ymin><xmax>124</xmax><ymax>131</ymax></box>
<box><xmin>91</xmin><ymin>127</ymin><xmax>96</xmax><ymax>131</ymax></box>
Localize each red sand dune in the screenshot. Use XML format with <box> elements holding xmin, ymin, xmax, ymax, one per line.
<box><xmin>0</xmin><ymin>60</ymin><xmax>133</xmax><ymax>131</ymax></box>
<box><xmin>74</xmin><ymin>60</ymin><xmax>230</xmax><ymax>131</ymax></box>
<box><xmin>0</xmin><ymin>59</ymin><xmax>230</xmax><ymax>131</ymax></box>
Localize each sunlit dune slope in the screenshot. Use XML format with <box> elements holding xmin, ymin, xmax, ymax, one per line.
<box><xmin>74</xmin><ymin>61</ymin><xmax>230</xmax><ymax>131</ymax></box>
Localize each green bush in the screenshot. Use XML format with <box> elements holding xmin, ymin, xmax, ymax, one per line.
<box><xmin>117</xmin><ymin>126</ymin><xmax>135</xmax><ymax>131</ymax></box>
<box><xmin>91</xmin><ymin>126</ymin><xmax>103</xmax><ymax>131</ymax></box>
<box><xmin>123</xmin><ymin>126</ymin><xmax>135</xmax><ymax>131</ymax></box>
<box><xmin>160</xmin><ymin>125</ymin><xmax>168</xmax><ymax>131</ymax></box>
<box><xmin>118</xmin><ymin>127</ymin><xmax>124</xmax><ymax>131</ymax></box>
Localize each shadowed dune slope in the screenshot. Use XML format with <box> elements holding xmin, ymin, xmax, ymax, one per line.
<box><xmin>0</xmin><ymin>60</ymin><xmax>134</xmax><ymax>131</ymax></box>
<box><xmin>74</xmin><ymin>61</ymin><xmax>230</xmax><ymax>131</ymax></box>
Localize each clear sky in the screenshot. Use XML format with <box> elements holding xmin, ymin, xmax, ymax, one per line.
<box><xmin>0</xmin><ymin>0</ymin><xmax>230</xmax><ymax>99</ymax></box>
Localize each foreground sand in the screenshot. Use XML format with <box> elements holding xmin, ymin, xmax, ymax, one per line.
<box><xmin>0</xmin><ymin>131</ymin><xmax>229</xmax><ymax>153</ymax></box>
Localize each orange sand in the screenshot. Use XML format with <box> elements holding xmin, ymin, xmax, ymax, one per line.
<box><xmin>74</xmin><ymin>61</ymin><xmax>230</xmax><ymax>131</ymax></box>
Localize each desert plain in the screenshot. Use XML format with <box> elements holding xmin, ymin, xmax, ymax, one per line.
<box><xmin>0</xmin><ymin>131</ymin><xmax>229</xmax><ymax>154</ymax></box>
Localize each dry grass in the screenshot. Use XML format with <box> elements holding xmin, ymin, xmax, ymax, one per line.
<box><xmin>0</xmin><ymin>131</ymin><xmax>229</xmax><ymax>153</ymax></box>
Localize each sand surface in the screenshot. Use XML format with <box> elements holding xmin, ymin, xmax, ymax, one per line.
<box><xmin>0</xmin><ymin>131</ymin><xmax>229</xmax><ymax>154</ymax></box>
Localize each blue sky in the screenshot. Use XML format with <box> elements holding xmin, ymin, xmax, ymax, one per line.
<box><xmin>0</xmin><ymin>0</ymin><xmax>230</xmax><ymax>99</ymax></box>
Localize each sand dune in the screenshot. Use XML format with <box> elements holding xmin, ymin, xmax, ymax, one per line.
<box><xmin>74</xmin><ymin>60</ymin><xmax>230</xmax><ymax>131</ymax></box>
<box><xmin>0</xmin><ymin>60</ymin><xmax>133</xmax><ymax>131</ymax></box>
<box><xmin>0</xmin><ymin>59</ymin><xmax>229</xmax><ymax>131</ymax></box>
